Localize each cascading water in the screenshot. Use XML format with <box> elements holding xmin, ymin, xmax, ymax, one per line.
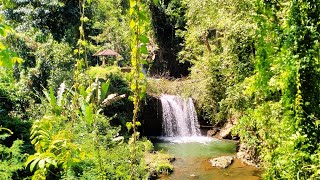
<box><xmin>160</xmin><ymin>94</ymin><xmax>201</xmax><ymax>137</ymax></box>
<box><xmin>157</xmin><ymin>94</ymin><xmax>214</xmax><ymax>143</ymax></box>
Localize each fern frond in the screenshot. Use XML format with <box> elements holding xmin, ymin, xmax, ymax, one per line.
<box><xmin>0</xmin><ymin>127</ymin><xmax>13</xmax><ymax>134</ymax></box>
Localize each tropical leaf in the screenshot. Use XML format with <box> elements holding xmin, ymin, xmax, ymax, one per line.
<box><xmin>43</xmin><ymin>87</ymin><xmax>57</xmax><ymax>109</ymax></box>
<box><xmin>100</xmin><ymin>79</ymin><xmax>110</xmax><ymax>103</ymax></box>
<box><xmin>82</xmin><ymin>103</ymin><xmax>93</xmax><ymax>125</ymax></box>
<box><xmin>29</xmin><ymin>157</ymin><xmax>40</xmax><ymax>172</ymax></box>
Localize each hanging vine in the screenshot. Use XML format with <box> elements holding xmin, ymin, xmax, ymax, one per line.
<box><xmin>234</xmin><ymin>0</ymin><xmax>320</xmax><ymax>178</ymax></box>
<box><xmin>127</xmin><ymin>0</ymin><xmax>149</xmax><ymax>178</ymax></box>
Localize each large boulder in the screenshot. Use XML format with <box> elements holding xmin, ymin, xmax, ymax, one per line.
<box><xmin>207</xmin><ymin>128</ymin><xmax>219</xmax><ymax>137</ymax></box>
<box><xmin>209</xmin><ymin>156</ymin><xmax>234</xmax><ymax>168</ymax></box>
<box><xmin>216</xmin><ymin>114</ymin><xmax>240</xmax><ymax>139</ymax></box>
<box><xmin>217</xmin><ymin>121</ymin><xmax>233</xmax><ymax>139</ymax></box>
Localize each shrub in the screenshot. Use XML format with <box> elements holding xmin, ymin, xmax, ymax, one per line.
<box><xmin>0</xmin><ymin>129</ymin><xmax>27</xmax><ymax>179</ymax></box>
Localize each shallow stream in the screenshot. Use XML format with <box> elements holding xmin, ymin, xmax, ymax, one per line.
<box><xmin>153</xmin><ymin>137</ymin><xmax>262</xmax><ymax>180</ymax></box>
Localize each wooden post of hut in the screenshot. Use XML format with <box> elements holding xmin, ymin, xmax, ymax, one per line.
<box><xmin>92</xmin><ymin>49</ymin><xmax>119</xmax><ymax>67</ymax></box>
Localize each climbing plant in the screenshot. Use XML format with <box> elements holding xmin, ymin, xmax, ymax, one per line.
<box><xmin>234</xmin><ymin>0</ymin><xmax>320</xmax><ymax>178</ymax></box>
<box><xmin>127</xmin><ymin>0</ymin><xmax>149</xmax><ymax>178</ymax></box>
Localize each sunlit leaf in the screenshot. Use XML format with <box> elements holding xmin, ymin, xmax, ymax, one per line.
<box><xmin>130</xmin><ymin>20</ymin><xmax>136</xmax><ymax>29</ymax></box>
<box><xmin>0</xmin><ymin>42</ymin><xmax>5</xmax><ymax>50</ymax></box>
<box><xmin>126</xmin><ymin>122</ymin><xmax>133</xmax><ymax>131</ymax></box>
<box><xmin>153</xmin><ymin>0</ymin><xmax>159</xmax><ymax>5</ymax></box>
<box><xmin>138</xmin><ymin>11</ymin><xmax>147</xmax><ymax>21</ymax></box>
<box><xmin>30</xmin><ymin>157</ymin><xmax>40</xmax><ymax>172</ymax></box>
<box><xmin>84</xmin><ymin>104</ymin><xmax>93</xmax><ymax>125</ymax></box>
<box><xmin>140</xmin><ymin>45</ymin><xmax>148</xmax><ymax>54</ymax></box>
<box><xmin>25</xmin><ymin>155</ymin><xmax>36</xmax><ymax>167</ymax></box>
<box><xmin>39</xmin><ymin>159</ymin><xmax>45</xmax><ymax>169</ymax></box>
<box><xmin>11</xmin><ymin>57</ymin><xmax>24</xmax><ymax>64</ymax></box>
<box><xmin>100</xmin><ymin>80</ymin><xmax>110</xmax><ymax>102</ymax></box>
<box><xmin>141</xmin><ymin>59</ymin><xmax>148</xmax><ymax>65</ymax></box>
<box><xmin>0</xmin><ymin>27</ymin><xmax>5</xmax><ymax>36</ymax></box>
<box><xmin>139</xmin><ymin>35</ymin><xmax>149</xmax><ymax>43</ymax></box>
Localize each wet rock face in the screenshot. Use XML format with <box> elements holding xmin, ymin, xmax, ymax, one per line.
<box><xmin>140</xmin><ymin>95</ymin><xmax>163</xmax><ymax>136</ymax></box>
<box><xmin>209</xmin><ymin>156</ymin><xmax>234</xmax><ymax>168</ymax></box>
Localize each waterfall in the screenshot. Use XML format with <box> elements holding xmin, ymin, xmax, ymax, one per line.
<box><xmin>160</xmin><ymin>94</ymin><xmax>201</xmax><ymax>137</ymax></box>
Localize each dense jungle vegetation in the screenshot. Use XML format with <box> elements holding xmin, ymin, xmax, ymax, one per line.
<box><xmin>0</xmin><ymin>0</ymin><xmax>320</xmax><ymax>179</ymax></box>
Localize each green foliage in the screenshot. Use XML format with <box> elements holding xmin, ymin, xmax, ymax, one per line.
<box><xmin>90</xmin><ymin>0</ymin><xmax>131</xmax><ymax>64</ymax></box>
<box><xmin>233</xmin><ymin>0</ymin><xmax>320</xmax><ymax>179</ymax></box>
<box><xmin>0</xmin><ymin>15</ymin><xmax>23</xmax><ymax>69</ymax></box>
<box><xmin>24</xmin><ymin>0</ymin><xmax>149</xmax><ymax>177</ymax></box>
<box><xmin>88</xmin><ymin>66</ymin><xmax>121</xmax><ymax>80</ymax></box>
<box><xmin>172</xmin><ymin>0</ymin><xmax>320</xmax><ymax>178</ymax></box>
<box><xmin>3</xmin><ymin>0</ymin><xmax>81</xmax><ymax>45</ymax></box>
<box><xmin>3</xmin><ymin>30</ymin><xmax>75</xmax><ymax>96</ymax></box>
<box><xmin>180</xmin><ymin>0</ymin><xmax>255</xmax><ymax>124</ymax></box>
<box><xmin>128</xmin><ymin>0</ymin><xmax>150</xmax><ymax>178</ymax></box>
<box><xmin>87</xmin><ymin>66</ymin><xmax>133</xmax><ymax>134</ymax></box>
<box><xmin>146</xmin><ymin>77</ymin><xmax>196</xmax><ymax>96</ymax></box>
<box><xmin>0</xmin><ymin>130</ymin><xmax>27</xmax><ymax>179</ymax></box>
<box><xmin>0</xmin><ymin>16</ymin><xmax>31</xmax><ymax>179</ymax></box>
<box><xmin>26</xmin><ymin>79</ymin><xmax>144</xmax><ymax>179</ymax></box>
<box><xmin>4</xmin><ymin>0</ymin><xmax>318</xmax><ymax>179</ymax></box>
<box><xmin>0</xmin><ymin>0</ymin><xmax>155</xmax><ymax>179</ymax></box>
<box><xmin>144</xmin><ymin>149</ymin><xmax>173</xmax><ymax>177</ymax></box>
<box><xmin>155</xmin><ymin>162</ymin><xmax>173</xmax><ymax>175</ymax></box>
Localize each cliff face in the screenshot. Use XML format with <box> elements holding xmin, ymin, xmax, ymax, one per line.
<box><xmin>140</xmin><ymin>95</ymin><xmax>163</xmax><ymax>136</ymax></box>
<box><xmin>148</xmin><ymin>3</ymin><xmax>190</xmax><ymax>78</ymax></box>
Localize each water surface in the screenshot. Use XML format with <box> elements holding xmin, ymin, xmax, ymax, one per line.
<box><xmin>153</xmin><ymin>137</ymin><xmax>262</xmax><ymax>180</ymax></box>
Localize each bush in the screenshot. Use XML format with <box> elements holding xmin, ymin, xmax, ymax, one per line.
<box><xmin>0</xmin><ymin>130</ymin><xmax>27</xmax><ymax>179</ymax></box>
<box><xmin>88</xmin><ymin>66</ymin><xmax>133</xmax><ymax>135</ymax></box>
<box><xmin>88</xmin><ymin>66</ymin><xmax>121</xmax><ymax>80</ymax></box>
<box><xmin>26</xmin><ymin>78</ymin><xmax>148</xmax><ymax>179</ymax></box>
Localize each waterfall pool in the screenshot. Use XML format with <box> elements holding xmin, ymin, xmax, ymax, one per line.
<box><xmin>154</xmin><ymin>95</ymin><xmax>262</xmax><ymax>179</ymax></box>
<box><xmin>152</xmin><ymin>137</ymin><xmax>262</xmax><ymax>180</ymax></box>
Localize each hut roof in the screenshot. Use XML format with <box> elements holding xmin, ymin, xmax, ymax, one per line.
<box><xmin>93</xmin><ymin>49</ymin><xmax>119</xmax><ymax>56</ymax></box>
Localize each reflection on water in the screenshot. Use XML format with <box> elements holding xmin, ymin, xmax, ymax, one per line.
<box><xmin>153</xmin><ymin>137</ymin><xmax>262</xmax><ymax>180</ymax></box>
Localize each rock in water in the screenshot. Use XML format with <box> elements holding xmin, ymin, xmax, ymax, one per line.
<box><xmin>210</xmin><ymin>156</ymin><xmax>234</xmax><ymax>168</ymax></box>
<box><xmin>190</xmin><ymin>174</ymin><xmax>199</xmax><ymax>179</ymax></box>
<box><xmin>207</xmin><ymin>129</ymin><xmax>219</xmax><ymax>137</ymax></box>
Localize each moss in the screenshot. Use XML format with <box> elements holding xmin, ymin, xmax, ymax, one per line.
<box><xmin>147</xmin><ymin>78</ymin><xmax>199</xmax><ymax>98</ymax></box>
<box><xmin>155</xmin><ymin>162</ymin><xmax>173</xmax><ymax>175</ymax></box>
<box><xmin>144</xmin><ymin>151</ymin><xmax>174</xmax><ymax>178</ymax></box>
<box><xmin>88</xmin><ymin>66</ymin><xmax>121</xmax><ymax>80</ymax></box>
<box><xmin>141</xmin><ymin>138</ymin><xmax>154</xmax><ymax>152</ymax></box>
